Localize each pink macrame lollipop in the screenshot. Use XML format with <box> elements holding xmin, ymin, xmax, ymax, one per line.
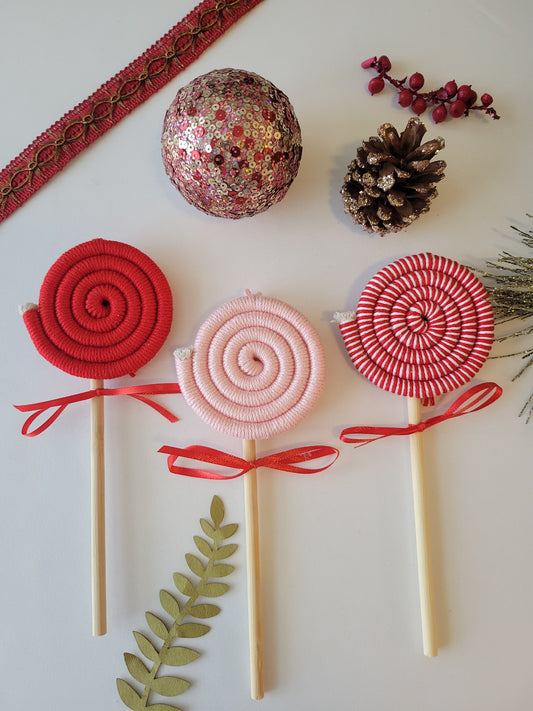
<box><xmin>335</xmin><ymin>253</ymin><xmax>501</xmax><ymax>656</ymax></box>
<box><xmin>161</xmin><ymin>290</ymin><xmax>334</xmax><ymax>699</ymax></box>
<box><xmin>174</xmin><ymin>290</ymin><xmax>325</xmax><ymax>439</ymax></box>
<box><xmin>17</xmin><ymin>238</ymin><xmax>177</xmax><ymax>635</ymax></box>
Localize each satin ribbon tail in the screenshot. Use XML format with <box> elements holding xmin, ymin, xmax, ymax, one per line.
<box><xmin>340</xmin><ymin>382</ymin><xmax>502</xmax><ymax>447</ymax></box>
<box><xmin>15</xmin><ymin>383</ymin><xmax>182</xmax><ymax>436</ymax></box>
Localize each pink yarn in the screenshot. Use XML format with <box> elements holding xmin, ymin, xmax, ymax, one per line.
<box><xmin>175</xmin><ymin>291</ymin><xmax>325</xmax><ymax>440</ymax></box>
<box><xmin>337</xmin><ymin>253</ymin><xmax>494</xmax><ymax>403</ymax></box>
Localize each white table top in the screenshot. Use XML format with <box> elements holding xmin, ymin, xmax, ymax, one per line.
<box><xmin>1</xmin><ymin>1</ymin><xmax>532</xmax><ymax>709</ymax></box>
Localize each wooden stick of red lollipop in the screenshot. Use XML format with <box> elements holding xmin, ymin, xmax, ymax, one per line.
<box><xmin>19</xmin><ymin>238</ymin><xmax>174</xmax><ymax>636</ymax></box>
<box><xmin>335</xmin><ymin>253</ymin><xmax>499</xmax><ymax>657</ymax></box>
<box><xmin>161</xmin><ymin>291</ymin><xmax>334</xmax><ymax>699</ymax></box>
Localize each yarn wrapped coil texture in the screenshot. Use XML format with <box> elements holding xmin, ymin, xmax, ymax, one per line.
<box><xmin>337</xmin><ymin>253</ymin><xmax>494</xmax><ymax>404</ymax></box>
<box><xmin>175</xmin><ymin>292</ymin><xmax>325</xmax><ymax>440</ymax></box>
<box><xmin>22</xmin><ymin>238</ymin><xmax>173</xmax><ymax>379</ymax></box>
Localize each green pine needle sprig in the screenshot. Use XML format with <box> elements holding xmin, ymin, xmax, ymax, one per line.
<box><xmin>481</xmin><ymin>215</ymin><xmax>533</xmax><ymax>421</ymax></box>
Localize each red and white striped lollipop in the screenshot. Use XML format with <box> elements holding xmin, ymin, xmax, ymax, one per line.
<box><xmin>335</xmin><ymin>253</ymin><xmax>500</xmax><ymax>656</ymax></box>
<box><xmin>337</xmin><ymin>252</ymin><xmax>494</xmax><ymax>404</ymax></box>
<box><xmin>161</xmin><ymin>290</ymin><xmax>334</xmax><ymax>699</ymax></box>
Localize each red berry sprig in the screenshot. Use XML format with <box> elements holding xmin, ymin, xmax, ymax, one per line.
<box><xmin>361</xmin><ymin>55</ymin><xmax>500</xmax><ymax>123</ymax></box>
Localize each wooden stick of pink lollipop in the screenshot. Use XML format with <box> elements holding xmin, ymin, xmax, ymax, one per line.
<box><xmin>335</xmin><ymin>253</ymin><xmax>500</xmax><ymax>657</ymax></box>
<box><xmin>18</xmin><ymin>238</ymin><xmax>175</xmax><ymax>636</ymax></box>
<box><xmin>162</xmin><ymin>290</ymin><xmax>334</xmax><ymax>699</ymax></box>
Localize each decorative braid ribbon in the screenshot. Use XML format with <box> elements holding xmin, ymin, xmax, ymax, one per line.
<box><xmin>340</xmin><ymin>382</ymin><xmax>502</xmax><ymax>447</ymax></box>
<box><xmin>0</xmin><ymin>0</ymin><xmax>264</xmax><ymax>224</ymax></box>
<box><xmin>15</xmin><ymin>383</ymin><xmax>181</xmax><ymax>436</ymax></box>
<box><xmin>159</xmin><ymin>444</ymin><xmax>339</xmax><ymax>479</ymax></box>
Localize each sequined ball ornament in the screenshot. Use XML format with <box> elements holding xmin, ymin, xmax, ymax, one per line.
<box><xmin>161</xmin><ymin>68</ymin><xmax>302</xmax><ymax>219</ymax></box>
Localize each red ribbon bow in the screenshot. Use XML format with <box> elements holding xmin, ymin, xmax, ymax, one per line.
<box><xmin>159</xmin><ymin>443</ymin><xmax>340</xmax><ymax>480</ymax></box>
<box><xmin>340</xmin><ymin>382</ymin><xmax>502</xmax><ymax>447</ymax></box>
<box><xmin>15</xmin><ymin>383</ymin><xmax>182</xmax><ymax>436</ymax></box>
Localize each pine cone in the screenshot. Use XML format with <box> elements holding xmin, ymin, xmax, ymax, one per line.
<box><xmin>341</xmin><ymin>117</ymin><xmax>446</xmax><ymax>235</ymax></box>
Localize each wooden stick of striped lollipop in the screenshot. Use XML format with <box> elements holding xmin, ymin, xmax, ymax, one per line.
<box><xmin>335</xmin><ymin>253</ymin><xmax>497</xmax><ymax>657</ymax></box>
<box><xmin>19</xmin><ymin>238</ymin><xmax>174</xmax><ymax>636</ymax></box>
<box><xmin>167</xmin><ymin>290</ymin><xmax>328</xmax><ymax>699</ymax></box>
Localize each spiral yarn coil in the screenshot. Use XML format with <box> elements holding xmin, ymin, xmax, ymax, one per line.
<box><xmin>23</xmin><ymin>239</ymin><xmax>173</xmax><ymax>380</ymax></box>
<box><xmin>337</xmin><ymin>253</ymin><xmax>494</xmax><ymax>403</ymax></box>
<box><xmin>175</xmin><ymin>291</ymin><xmax>325</xmax><ymax>440</ymax></box>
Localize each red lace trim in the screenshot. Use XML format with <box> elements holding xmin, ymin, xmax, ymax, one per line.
<box><xmin>0</xmin><ymin>0</ymin><xmax>264</xmax><ymax>225</ymax></box>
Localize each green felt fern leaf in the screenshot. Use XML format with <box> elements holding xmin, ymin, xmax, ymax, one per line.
<box><xmin>117</xmin><ymin>496</ymin><xmax>238</xmax><ymax>711</ymax></box>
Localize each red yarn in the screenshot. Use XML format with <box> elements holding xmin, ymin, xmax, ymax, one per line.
<box><xmin>0</xmin><ymin>0</ymin><xmax>264</xmax><ymax>224</ymax></box>
<box><xmin>23</xmin><ymin>239</ymin><xmax>173</xmax><ymax>379</ymax></box>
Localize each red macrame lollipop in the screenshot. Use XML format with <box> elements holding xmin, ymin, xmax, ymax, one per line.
<box><xmin>335</xmin><ymin>253</ymin><xmax>501</xmax><ymax>656</ymax></box>
<box><xmin>17</xmin><ymin>238</ymin><xmax>178</xmax><ymax>636</ymax></box>
<box><xmin>22</xmin><ymin>238</ymin><xmax>173</xmax><ymax>378</ymax></box>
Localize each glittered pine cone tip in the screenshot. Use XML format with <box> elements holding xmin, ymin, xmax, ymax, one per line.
<box><xmin>341</xmin><ymin>117</ymin><xmax>446</xmax><ymax>235</ymax></box>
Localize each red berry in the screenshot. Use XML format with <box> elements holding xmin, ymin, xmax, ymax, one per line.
<box><xmin>481</xmin><ymin>93</ymin><xmax>493</xmax><ymax>106</ymax></box>
<box><xmin>361</xmin><ymin>57</ymin><xmax>376</xmax><ymax>69</ymax></box>
<box><xmin>398</xmin><ymin>88</ymin><xmax>413</xmax><ymax>107</ymax></box>
<box><xmin>436</xmin><ymin>87</ymin><xmax>448</xmax><ymax>101</ymax></box>
<box><xmin>449</xmin><ymin>99</ymin><xmax>466</xmax><ymax>118</ymax></box>
<box><xmin>377</xmin><ymin>55</ymin><xmax>391</xmax><ymax>72</ymax></box>
<box><xmin>409</xmin><ymin>72</ymin><xmax>424</xmax><ymax>91</ymax></box>
<box><xmin>445</xmin><ymin>80</ymin><xmax>458</xmax><ymax>97</ymax></box>
<box><xmin>368</xmin><ymin>77</ymin><xmax>385</xmax><ymax>95</ymax></box>
<box><xmin>432</xmin><ymin>104</ymin><xmax>447</xmax><ymax>123</ymax></box>
<box><xmin>412</xmin><ymin>97</ymin><xmax>427</xmax><ymax>115</ymax></box>
<box><xmin>457</xmin><ymin>84</ymin><xmax>474</xmax><ymax>103</ymax></box>
<box><xmin>467</xmin><ymin>89</ymin><xmax>477</xmax><ymax>106</ymax></box>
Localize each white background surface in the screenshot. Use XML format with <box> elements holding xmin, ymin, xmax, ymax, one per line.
<box><xmin>1</xmin><ymin>1</ymin><xmax>532</xmax><ymax>709</ymax></box>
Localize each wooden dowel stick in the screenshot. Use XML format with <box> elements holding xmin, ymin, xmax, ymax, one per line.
<box><xmin>243</xmin><ymin>438</ymin><xmax>264</xmax><ymax>700</ymax></box>
<box><xmin>407</xmin><ymin>396</ymin><xmax>437</xmax><ymax>657</ymax></box>
<box><xmin>90</xmin><ymin>378</ymin><xmax>107</xmax><ymax>636</ymax></box>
